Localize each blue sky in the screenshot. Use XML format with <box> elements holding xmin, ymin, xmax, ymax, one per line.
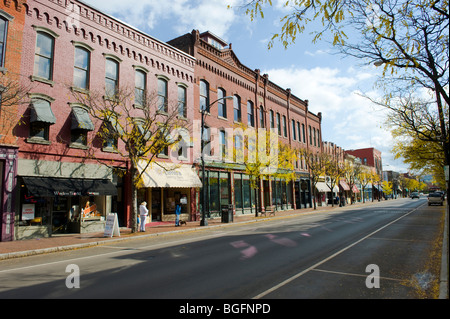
<box><xmin>82</xmin><ymin>0</ymin><xmax>408</xmax><ymax>173</ymax></box>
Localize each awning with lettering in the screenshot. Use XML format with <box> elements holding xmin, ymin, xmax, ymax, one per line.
<box><xmin>137</xmin><ymin>161</ymin><xmax>202</xmax><ymax>188</ymax></box>
<box><xmin>339</xmin><ymin>180</ymin><xmax>350</xmax><ymax>191</ymax></box>
<box><xmin>22</xmin><ymin>177</ymin><xmax>117</xmax><ymax>197</ymax></box>
<box><xmin>315</xmin><ymin>182</ymin><xmax>338</xmax><ymax>193</ymax></box>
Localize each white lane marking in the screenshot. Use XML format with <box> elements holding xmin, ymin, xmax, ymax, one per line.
<box><xmin>252</xmin><ymin>204</ymin><xmax>424</xmax><ymax>299</ymax></box>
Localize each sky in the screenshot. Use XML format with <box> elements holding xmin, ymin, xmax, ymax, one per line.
<box><xmin>82</xmin><ymin>0</ymin><xmax>409</xmax><ymax>173</ymax></box>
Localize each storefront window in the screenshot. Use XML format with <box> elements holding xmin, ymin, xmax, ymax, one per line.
<box><xmin>234</xmin><ymin>173</ymin><xmax>242</xmax><ymax>211</ymax></box>
<box><xmin>243</xmin><ymin>175</ymin><xmax>251</xmax><ymax>208</ymax></box>
<box><xmin>209</xmin><ymin>171</ymin><xmax>220</xmax><ymax>212</ymax></box>
<box><xmin>220</xmin><ymin>172</ymin><xmax>229</xmax><ymax>208</ymax></box>
<box><xmin>286</xmin><ymin>181</ymin><xmax>292</xmax><ymax>208</ymax></box>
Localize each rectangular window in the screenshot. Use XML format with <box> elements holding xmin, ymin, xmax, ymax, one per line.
<box><xmin>277</xmin><ymin>113</ymin><xmax>281</xmax><ymax>136</ymax></box>
<box><xmin>71</xmin><ymin>130</ymin><xmax>88</xmax><ymax>146</ymax></box>
<box><xmin>313</xmin><ymin>128</ymin><xmax>317</xmax><ymax>146</ymax></box>
<box><xmin>309</xmin><ymin>125</ymin><xmax>312</xmax><ymax>145</ymax></box>
<box><xmin>297</xmin><ymin>122</ymin><xmax>301</xmax><ymax>143</ymax></box>
<box><xmin>30</xmin><ymin>122</ymin><xmax>49</xmax><ymax>141</ymax></box>
<box><xmin>157</xmin><ymin>78</ymin><xmax>168</xmax><ymax>112</ymax></box>
<box><xmin>105</xmin><ymin>58</ymin><xmax>119</xmax><ymax>97</ymax></box>
<box><xmin>209</xmin><ymin>171</ymin><xmax>220</xmax><ymax>212</ymax></box>
<box><xmin>234</xmin><ymin>134</ymin><xmax>243</xmax><ymax>162</ymax></box>
<box><xmin>34</xmin><ymin>32</ymin><xmax>55</xmax><ymax>80</ymax></box>
<box><xmin>233</xmin><ymin>95</ymin><xmax>241</xmax><ymax>122</ymax></box>
<box><xmin>270</xmin><ymin>110</ymin><xmax>274</xmax><ymax>129</ymax></box>
<box><xmin>247</xmin><ymin>101</ymin><xmax>254</xmax><ymax>127</ymax></box>
<box><xmin>292</xmin><ymin>119</ymin><xmax>296</xmax><ymax>140</ymax></box>
<box><xmin>302</xmin><ymin>123</ymin><xmax>306</xmax><ymax>143</ymax></box>
<box><xmin>202</xmin><ymin>126</ymin><xmax>211</xmax><ymax>156</ymax></box>
<box><xmin>219</xmin><ymin>129</ymin><xmax>227</xmax><ymax>159</ymax></box>
<box><xmin>217</xmin><ymin>88</ymin><xmax>226</xmax><ymax>118</ymax></box>
<box><xmin>0</xmin><ymin>18</ymin><xmax>8</xmax><ymax>68</ymax></box>
<box><xmin>259</xmin><ymin>106</ymin><xmax>265</xmax><ymax>128</ymax></box>
<box><xmin>219</xmin><ymin>172</ymin><xmax>229</xmax><ymax>207</ymax></box>
<box><xmin>234</xmin><ymin>173</ymin><xmax>242</xmax><ymax>211</ymax></box>
<box><xmin>283</xmin><ymin>116</ymin><xmax>287</xmax><ymax>137</ymax></box>
<box><xmin>135</xmin><ymin>70</ymin><xmax>146</xmax><ymax>106</ymax></box>
<box><xmin>73</xmin><ymin>47</ymin><xmax>90</xmax><ymax>90</ymax></box>
<box><xmin>200</xmin><ymin>80</ymin><xmax>209</xmax><ymax>112</ymax></box>
<box><xmin>178</xmin><ymin>85</ymin><xmax>187</xmax><ymax>118</ymax></box>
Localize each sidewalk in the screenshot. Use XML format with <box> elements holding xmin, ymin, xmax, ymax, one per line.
<box><xmin>0</xmin><ymin>203</ymin><xmax>345</xmax><ymax>260</ymax></box>
<box><xmin>0</xmin><ymin>199</ymin><xmax>434</xmax><ymax>260</ymax></box>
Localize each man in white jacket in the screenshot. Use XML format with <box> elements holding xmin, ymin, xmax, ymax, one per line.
<box><xmin>139</xmin><ymin>201</ymin><xmax>149</xmax><ymax>232</ymax></box>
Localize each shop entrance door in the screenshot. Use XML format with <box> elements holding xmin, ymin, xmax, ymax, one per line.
<box><xmin>151</xmin><ymin>188</ymin><xmax>162</xmax><ymax>221</ymax></box>
<box><xmin>294</xmin><ymin>181</ymin><xmax>301</xmax><ymax>209</ymax></box>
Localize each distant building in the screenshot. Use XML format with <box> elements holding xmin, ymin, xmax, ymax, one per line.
<box><xmin>345</xmin><ymin>147</ymin><xmax>383</xmax><ymax>176</ymax></box>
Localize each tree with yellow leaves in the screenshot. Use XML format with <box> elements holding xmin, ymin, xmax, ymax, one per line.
<box><xmin>381</xmin><ymin>180</ymin><xmax>393</xmax><ymax>198</ymax></box>
<box><xmin>232</xmin><ymin>122</ymin><xmax>296</xmax><ymax>215</ymax></box>
<box><xmin>357</xmin><ymin>166</ymin><xmax>372</xmax><ymax>203</ymax></box>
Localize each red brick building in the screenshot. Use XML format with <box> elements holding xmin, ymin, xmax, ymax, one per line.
<box><xmin>12</xmin><ymin>0</ymin><xmax>196</xmax><ymax>239</ymax></box>
<box><xmin>345</xmin><ymin>147</ymin><xmax>383</xmax><ymax>176</ymax></box>
<box><xmin>0</xmin><ymin>0</ymin><xmax>27</xmax><ymax>241</ymax></box>
<box><xmin>345</xmin><ymin>147</ymin><xmax>383</xmax><ymax>201</ymax></box>
<box><xmin>169</xmin><ymin>30</ymin><xmax>323</xmax><ymax>216</ymax></box>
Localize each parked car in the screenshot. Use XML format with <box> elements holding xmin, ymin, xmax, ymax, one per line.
<box><xmin>428</xmin><ymin>192</ymin><xmax>444</xmax><ymax>206</ymax></box>
<box><xmin>410</xmin><ymin>192</ymin><xmax>420</xmax><ymax>199</ymax></box>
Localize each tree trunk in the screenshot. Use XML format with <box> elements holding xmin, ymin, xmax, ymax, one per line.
<box><xmin>130</xmin><ymin>165</ymin><xmax>139</xmax><ymax>233</ymax></box>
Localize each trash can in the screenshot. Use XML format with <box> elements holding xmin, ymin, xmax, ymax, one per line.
<box><xmin>221</xmin><ymin>204</ymin><xmax>234</xmax><ymax>223</ymax></box>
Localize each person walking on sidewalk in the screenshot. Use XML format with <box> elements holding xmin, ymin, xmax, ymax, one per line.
<box><xmin>175</xmin><ymin>204</ymin><xmax>181</xmax><ymax>226</ymax></box>
<box><xmin>139</xmin><ymin>201</ymin><xmax>149</xmax><ymax>232</ymax></box>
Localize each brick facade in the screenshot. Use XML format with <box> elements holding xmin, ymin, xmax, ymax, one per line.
<box><xmin>345</xmin><ymin>147</ymin><xmax>383</xmax><ymax>175</ymax></box>
<box><xmin>11</xmin><ymin>0</ymin><xmax>195</xmax><ymax>239</ymax></box>
<box><xmin>169</xmin><ymin>30</ymin><xmax>322</xmax><ymax>214</ymax></box>
<box><xmin>0</xmin><ymin>0</ymin><xmax>27</xmax><ymax>241</ymax></box>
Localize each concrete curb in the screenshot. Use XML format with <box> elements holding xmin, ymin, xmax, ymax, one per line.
<box><xmin>439</xmin><ymin>204</ymin><xmax>449</xmax><ymax>299</ymax></box>
<box><xmin>0</xmin><ymin>201</ymin><xmax>387</xmax><ymax>260</ymax></box>
<box><xmin>0</xmin><ymin>215</ymin><xmax>274</xmax><ymax>260</ymax></box>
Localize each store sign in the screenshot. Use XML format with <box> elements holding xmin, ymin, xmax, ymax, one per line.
<box><xmin>54</xmin><ymin>191</ymin><xmax>82</xmax><ymax>196</ymax></box>
<box><xmin>22</xmin><ymin>204</ymin><xmax>35</xmax><ymax>220</ymax></box>
<box><xmin>104</xmin><ymin>213</ymin><xmax>120</xmax><ymax>238</ymax></box>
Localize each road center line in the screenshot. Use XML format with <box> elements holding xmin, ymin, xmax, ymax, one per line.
<box><xmin>252</xmin><ymin>204</ymin><xmax>424</xmax><ymax>299</ymax></box>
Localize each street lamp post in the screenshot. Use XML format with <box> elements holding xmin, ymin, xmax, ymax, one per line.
<box><xmin>200</xmin><ymin>96</ymin><xmax>234</xmax><ymax>226</ymax></box>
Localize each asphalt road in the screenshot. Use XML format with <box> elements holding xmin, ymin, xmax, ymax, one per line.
<box><xmin>0</xmin><ymin>198</ymin><xmax>445</xmax><ymax>301</ymax></box>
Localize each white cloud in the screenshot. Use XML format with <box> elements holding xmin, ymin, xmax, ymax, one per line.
<box><xmin>84</xmin><ymin>0</ymin><xmax>238</xmax><ymax>39</ymax></box>
<box><xmin>263</xmin><ymin>65</ymin><xmax>408</xmax><ymax>170</ymax></box>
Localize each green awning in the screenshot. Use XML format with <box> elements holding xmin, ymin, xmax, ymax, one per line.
<box><xmin>71</xmin><ymin>107</ymin><xmax>94</xmax><ymax>131</ymax></box>
<box><xmin>30</xmin><ymin>99</ymin><xmax>56</xmax><ymax>124</ymax></box>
